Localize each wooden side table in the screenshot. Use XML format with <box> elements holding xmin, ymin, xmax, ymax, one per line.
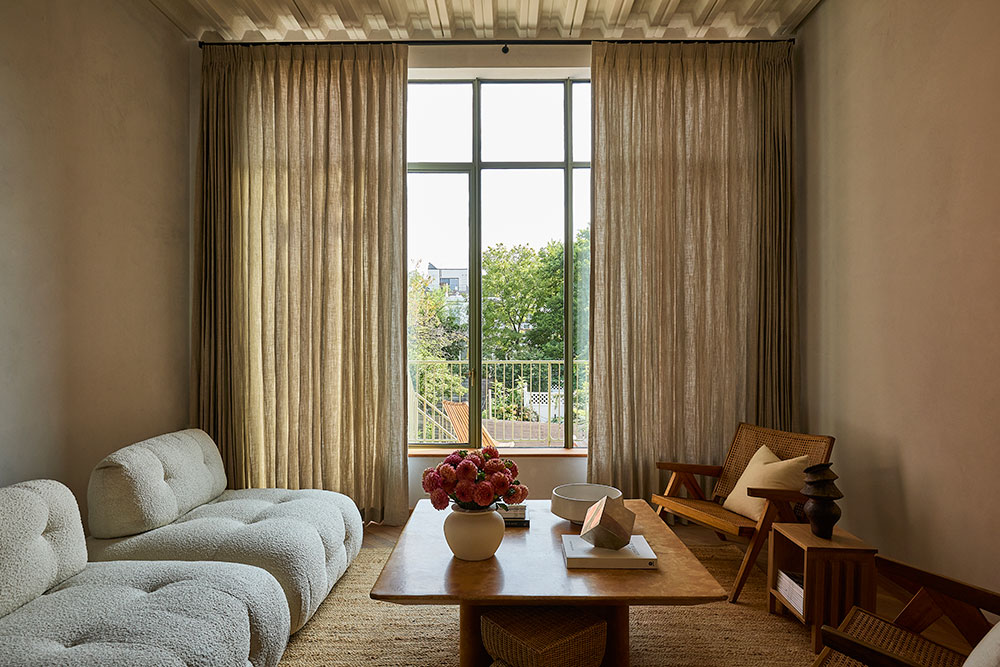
<box><xmin>767</xmin><ymin>523</ymin><xmax>878</xmax><ymax>653</ymax></box>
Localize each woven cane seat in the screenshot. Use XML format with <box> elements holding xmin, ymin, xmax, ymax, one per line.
<box><xmin>816</xmin><ymin>608</ymin><xmax>966</xmax><ymax>667</ymax></box>
<box><xmin>481</xmin><ymin>606</ymin><xmax>607</xmax><ymax>667</ymax></box>
<box><xmin>655</xmin><ymin>496</ymin><xmax>757</xmax><ymax>535</ymax></box>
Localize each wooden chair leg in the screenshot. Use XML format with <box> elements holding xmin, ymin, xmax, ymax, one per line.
<box><xmin>728</xmin><ymin>502</ymin><xmax>777</xmax><ymax>603</ymax></box>
<box><xmin>653</xmin><ymin>473</ymin><xmax>683</xmax><ymax>520</ymax></box>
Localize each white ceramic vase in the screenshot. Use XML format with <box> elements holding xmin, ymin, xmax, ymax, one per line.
<box><xmin>443</xmin><ymin>504</ymin><xmax>505</xmax><ymax>561</ymax></box>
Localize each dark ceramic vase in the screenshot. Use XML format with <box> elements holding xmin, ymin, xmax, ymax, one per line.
<box><xmin>801</xmin><ymin>462</ymin><xmax>844</xmax><ymax>539</ymax></box>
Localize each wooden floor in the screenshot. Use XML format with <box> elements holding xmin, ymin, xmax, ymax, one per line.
<box><xmin>361</xmin><ymin>522</ymin><xmax>402</xmax><ymax>549</ymax></box>
<box><xmin>362</xmin><ymin>514</ymin><xmax>971</xmax><ymax>654</ymax></box>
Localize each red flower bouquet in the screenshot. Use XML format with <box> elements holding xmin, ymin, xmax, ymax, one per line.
<box><xmin>422</xmin><ymin>446</ymin><xmax>529</xmax><ymax>511</ymax></box>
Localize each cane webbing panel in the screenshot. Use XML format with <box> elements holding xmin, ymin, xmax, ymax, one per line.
<box><xmin>481</xmin><ymin>606</ymin><xmax>607</xmax><ymax>667</ymax></box>
<box><xmin>817</xmin><ymin>608</ymin><xmax>966</xmax><ymax>667</ymax></box>
<box><xmin>712</xmin><ymin>423</ymin><xmax>834</xmax><ymax>501</ymax></box>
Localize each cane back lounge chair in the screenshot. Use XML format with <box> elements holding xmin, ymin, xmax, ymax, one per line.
<box><xmin>442</xmin><ymin>400</ymin><xmax>501</xmax><ymax>449</ymax></box>
<box><xmin>814</xmin><ymin>555</ymin><xmax>1000</xmax><ymax>667</ymax></box>
<box><xmin>651</xmin><ymin>422</ymin><xmax>835</xmax><ymax>603</ymax></box>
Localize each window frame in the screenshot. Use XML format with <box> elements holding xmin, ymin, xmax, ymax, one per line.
<box><xmin>408</xmin><ymin>77</ymin><xmax>591</xmax><ymax>449</ymax></box>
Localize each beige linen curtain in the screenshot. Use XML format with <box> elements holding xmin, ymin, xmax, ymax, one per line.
<box><xmin>588</xmin><ymin>41</ymin><xmax>798</xmax><ymax>501</ymax></box>
<box><xmin>193</xmin><ymin>44</ymin><xmax>408</xmax><ymax>525</ymax></box>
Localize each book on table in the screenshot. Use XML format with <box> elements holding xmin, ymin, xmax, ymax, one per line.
<box><xmin>497</xmin><ymin>504</ymin><xmax>526</xmax><ymax>517</ymax></box>
<box><xmin>775</xmin><ymin>570</ymin><xmax>804</xmax><ymax>614</ymax></box>
<box><xmin>561</xmin><ymin>534</ymin><xmax>658</xmax><ymax>569</ymax></box>
<box><xmin>497</xmin><ymin>504</ymin><xmax>528</xmax><ymax>526</ymax></box>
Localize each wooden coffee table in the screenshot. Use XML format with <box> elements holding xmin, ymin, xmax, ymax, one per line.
<box><xmin>370</xmin><ymin>499</ymin><xmax>726</xmax><ymax>667</ymax></box>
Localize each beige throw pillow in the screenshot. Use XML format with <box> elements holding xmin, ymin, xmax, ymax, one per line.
<box><xmin>722</xmin><ymin>446</ymin><xmax>810</xmax><ymax>521</ymax></box>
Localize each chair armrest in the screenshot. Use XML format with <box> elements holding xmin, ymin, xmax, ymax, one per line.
<box><xmin>746</xmin><ymin>487</ymin><xmax>808</xmax><ymax>504</ymax></box>
<box><xmin>820</xmin><ymin>625</ymin><xmax>923</xmax><ymax>667</ymax></box>
<box><xmin>876</xmin><ymin>555</ymin><xmax>1000</xmax><ymax>616</ymax></box>
<box><xmin>655</xmin><ymin>462</ymin><xmax>724</xmax><ymax>476</ymax></box>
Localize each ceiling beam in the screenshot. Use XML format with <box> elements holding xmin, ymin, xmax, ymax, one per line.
<box><xmin>425</xmin><ymin>0</ymin><xmax>453</xmax><ymax>38</ymax></box>
<box><xmin>150</xmin><ymin>0</ymin><xmax>816</xmax><ymax>43</ymax></box>
<box><xmin>610</xmin><ymin>0</ymin><xmax>636</xmax><ymax>38</ymax></box>
<box><xmin>475</xmin><ymin>0</ymin><xmax>495</xmax><ymax>38</ymax></box>
<box><xmin>648</xmin><ymin>0</ymin><xmax>682</xmax><ymax>38</ymax></box>
<box><xmin>376</xmin><ymin>0</ymin><xmax>408</xmax><ymax>39</ymax></box>
<box><xmin>563</xmin><ymin>0</ymin><xmax>588</xmax><ymax>38</ymax></box>
<box><xmin>520</xmin><ymin>0</ymin><xmax>540</xmax><ymax>38</ymax></box>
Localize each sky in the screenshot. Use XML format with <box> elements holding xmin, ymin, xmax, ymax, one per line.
<box><xmin>406</xmin><ymin>81</ymin><xmax>591</xmax><ymax>273</ymax></box>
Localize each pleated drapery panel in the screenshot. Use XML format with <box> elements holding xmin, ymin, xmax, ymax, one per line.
<box><xmin>194</xmin><ymin>44</ymin><xmax>409</xmax><ymax>525</ymax></box>
<box><xmin>588</xmin><ymin>41</ymin><xmax>799</xmax><ymax>501</ymax></box>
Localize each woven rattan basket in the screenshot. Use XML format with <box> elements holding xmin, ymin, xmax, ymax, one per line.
<box><xmin>481</xmin><ymin>606</ymin><xmax>607</xmax><ymax>667</ymax></box>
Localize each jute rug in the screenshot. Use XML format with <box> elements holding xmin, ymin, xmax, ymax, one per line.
<box><xmin>281</xmin><ymin>545</ymin><xmax>813</xmax><ymax>666</ymax></box>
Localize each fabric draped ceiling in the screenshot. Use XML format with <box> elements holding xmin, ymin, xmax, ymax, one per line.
<box><xmin>588</xmin><ymin>41</ymin><xmax>798</xmax><ymax>501</ymax></box>
<box><xmin>194</xmin><ymin>44</ymin><xmax>408</xmax><ymax>525</ymax></box>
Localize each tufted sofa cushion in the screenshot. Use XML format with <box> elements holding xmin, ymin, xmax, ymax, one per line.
<box><xmin>0</xmin><ymin>480</ymin><xmax>87</xmax><ymax>618</ymax></box>
<box><xmin>88</xmin><ymin>487</ymin><xmax>363</xmax><ymax>633</ymax></box>
<box><xmin>0</xmin><ymin>559</ymin><xmax>289</xmax><ymax>667</ymax></box>
<box><xmin>87</xmin><ymin>429</ymin><xmax>227</xmax><ymax>538</ymax></box>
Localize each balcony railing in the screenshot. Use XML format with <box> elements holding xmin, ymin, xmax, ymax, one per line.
<box><xmin>407</xmin><ymin>359</ymin><xmax>589</xmax><ymax>447</ymax></box>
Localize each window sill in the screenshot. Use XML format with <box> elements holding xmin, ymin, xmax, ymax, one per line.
<box><xmin>408</xmin><ymin>447</ymin><xmax>587</xmax><ymax>458</ymax></box>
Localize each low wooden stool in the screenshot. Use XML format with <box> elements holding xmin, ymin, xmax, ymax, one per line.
<box><xmin>481</xmin><ymin>606</ymin><xmax>607</xmax><ymax>667</ymax></box>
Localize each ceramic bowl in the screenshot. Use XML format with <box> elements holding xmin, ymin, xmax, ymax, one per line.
<box><xmin>551</xmin><ymin>483</ymin><xmax>623</xmax><ymax>524</ymax></box>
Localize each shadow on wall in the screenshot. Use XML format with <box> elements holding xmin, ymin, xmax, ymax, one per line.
<box><xmin>831</xmin><ymin>428</ymin><xmax>910</xmax><ymax>558</ymax></box>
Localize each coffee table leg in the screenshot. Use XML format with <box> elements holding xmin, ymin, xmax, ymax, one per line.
<box><xmin>459</xmin><ymin>603</ymin><xmax>491</xmax><ymax>667</ymax></box>
<box><xmin>597</xmin><ymin>605</ymin><xmax>630</xmax><ymax>667</ymax></box>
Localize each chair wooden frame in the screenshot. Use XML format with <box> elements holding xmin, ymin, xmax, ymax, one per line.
<box><xmin>651</xmin><ymin>422</ymin><xmax>835</xmax><ymax>603</ymax></box>
<box><xmin>442</xmin><ymin>400</ymin><xmax>500</xmax><ymax>449</ymax></box>
<box><xmin>813</xmin><ymin>555</ymin><xmax>1000</xmax><ymax>667</ymax></box>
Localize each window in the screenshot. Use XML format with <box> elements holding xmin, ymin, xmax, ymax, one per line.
<box><xmin>407</xmin><ymin>79</ymin><xmax>591</xmax><ymax>449</ymax></box>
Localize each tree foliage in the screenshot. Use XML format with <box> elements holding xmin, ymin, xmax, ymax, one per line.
<box><xmin>481</xmin><ymin>229</ymin><xmax>590</xmax><ymax>362</ymax></box>
<box><xmin>408</xmin><ymin>230</ymin><xmax>591</xmax><ymax>426</ymax></box>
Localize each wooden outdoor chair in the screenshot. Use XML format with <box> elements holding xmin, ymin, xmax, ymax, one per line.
<box><xmin>814</xmin><ymin>555</ymin><xmax>1000</xmax><ymax>667</ymax></box>
<box><xmin>442</xmin><ymin>400</ymin><xmax>500</xmax><ymax>449</ymax></box>
<box><xmin>651</xmin><ymin>422</ymin><xmax>835</xmax><ymax>603</ymax></box>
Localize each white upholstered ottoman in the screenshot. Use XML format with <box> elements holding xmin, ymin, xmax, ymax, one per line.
<box><xmin>86</xmin><ymin>429</ymin><xmax>364</xmax><ymax>633</ymax></box>
<box><xmin>0</xmin><ymin>479</ymin><xmax>289</xmax><ymax>667</ymax></box>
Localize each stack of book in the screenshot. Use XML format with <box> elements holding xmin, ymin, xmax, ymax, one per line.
<box><xmin>497</xmin><ymin>504</ymin><xmax>528</xmax><ymax>527</ymax></box>
<box><xmin>775</xmin><ymin>570</ymin><xmax>804</xmax><ymax>614</ymax></box>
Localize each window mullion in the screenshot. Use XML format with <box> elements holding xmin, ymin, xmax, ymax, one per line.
<box><xmin>469</xmin><ymin>79</ymin><xmax>483</xmax><ymax>451</ymax></box>
<box><xmin>563</xmin><ymin>79</ymin><xmax>574</xmax><ymax>449</ymax></box>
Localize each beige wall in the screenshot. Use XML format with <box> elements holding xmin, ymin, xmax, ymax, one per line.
<box><xmin>797</xmin><ymin>0</ymin><xmax>1000</xmax><ymax>589</ymax></box>
<box><xmin>0</xmin><ymin>0</ymin><xmax>193</xmax><ymax>520</ymax></box>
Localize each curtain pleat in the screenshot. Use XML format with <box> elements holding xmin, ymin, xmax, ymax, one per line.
<box><xmin>194</xmin><ymin>44</ymin><xmax>409</xmax><ymax>525</ymax></box>
<box><xmin>588</xmin><ymin>41</ymin><xmax>798</xmax><ymax>501</ymax></box>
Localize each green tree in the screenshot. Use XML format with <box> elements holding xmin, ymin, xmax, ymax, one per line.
<box><xmin>409</xmin><ymin>230</ymin><xmax>591</xmax><ymax>431</ymax></box>
<box><xmin>407</xmin><ymin>271</ymin><xmax>467</xmax><ymax>439</ymax></box>
<box><xmin>481</xmin><ymin>243</ymin><xmax>543</xmax><ymax>361</ymax></box>
<box><xmin>524</xmin><ymin>240</ymin><xmax>565</xmax><ymax>360</ymax></box>
<box><xmin>407</xmin><ymin>271</ymin><xmax>463</xmax><ymax>361</ymax></box>
<box><xmin>516</xmin><ymin>229</ymin><xmax>591</xmax><ymax>362</ymax></box>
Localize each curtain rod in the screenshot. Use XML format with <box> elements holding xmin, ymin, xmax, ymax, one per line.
<box><xmin>198</xmin><ymin>37</ymin><xmax>795</xmax><ymax>48</ymax></box>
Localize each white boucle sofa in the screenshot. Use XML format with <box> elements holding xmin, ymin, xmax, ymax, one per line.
<box><xmin>85</xmin><ymin>428</ymin><xmax>364</xmax><ymax>633</ymax></box>
<box><xmin>0</xmin><ymin>479</ymin><xmax>289</xmax><ymax>667</ymax></box>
